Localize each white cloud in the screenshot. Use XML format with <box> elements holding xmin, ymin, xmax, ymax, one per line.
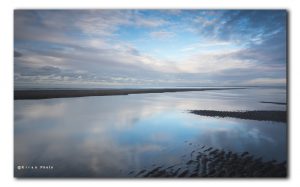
<box><xmin>176</xmin><ymin>56</ymin><xmax>253</xmax><ymax>74</ymax></box>
<box><xmin>74</xmin><ymin>10</ymin><xmax>131</xmax><ymax>36</ymax></box>
<box><xmin>15</xmin><ymin>10</ymin><xmax>169</xmax><ymax>44</ymax></box>
<box><xmin>180</xmin><ymin>41</ymin><xmax>234</xmax><ymax>52</ymax></box>
<box><xmin>150</xmin><ymin>31</ymin><xmax>175</xmax><ymax>39</ymax></box>
<box><xmin>14</xmin><ymin>10</ymin><xmax>286</xmax><ymax>88</ymax></box>
<box><xmin>15</xmin><ymin>41</ymin><xmax>257</xmax><ymax>87</ymax></box>
<box><xmin>245</xmin><ymin>78</ymin><xmax>286</xmax><ymax>85</ymax></box>
<box><xmin>134</xmin><ymin>17</ymin><xmax>167</xmax><ymax>27</ymax></box>
<box><xmin>194</xmin><ymin>16</ymin><xmax>219</xmax><ymax>27</ymax></box>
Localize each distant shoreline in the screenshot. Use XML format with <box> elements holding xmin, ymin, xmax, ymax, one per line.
<box><xmin>14</xmin><ymin>88</ymin><xmax>245</xmax><ymax>100</ymax></box>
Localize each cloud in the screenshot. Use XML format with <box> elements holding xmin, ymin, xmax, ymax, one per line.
<box><xmin>14</xmin><ymin>10</ymin><xmax>287</xmax><ymax>88</ymax></box>
<box><xmin>174</xmin><ymin>50</ymin><xmax>254</xmax><ymax>74</ymax></box>
<box><xmin>14</xmin><ymin>36</ymin><xmax>284</xmax><ymax>87</ymax></box>
<box><xmin>180</xmin><ymin>40</ymin><xmax>233</xmax><ymax>52</ymax></box>
<box><xmin>235</xmin><ymin>31</ymin><xmax>286</xmax><ymax>65</ymax></box>
<box><xmin>194</xmin><ymin>10</ymin><xmax>286</xmax><ymax>43</ymax></box>
<box><xmin>73</xmin><ymin>10</ymin><xmax>132</xmax><ymax>36</ymax></box>
<box><xmin>14</xmin><ymin>10</ymin><xmax>169</xmax><ymax>43</ymax></box>
<box><xmin>134</xmin><ymin>17</ymin><xmax>167</xmax><ymax>27</ymax></box>
<box><xmin>19</xmin><ymin>66</ymin><xmax>61</xmax><ymax>76</ymax></box>
<box><xmin>150</xmin><ymin>31</ymin><xmax>175</xmax><ymax>39</ymax></box>
<box><xmin>245</xmin><ymin>78</ymin><xmax>286</xmax><ymax>86</ymax></box>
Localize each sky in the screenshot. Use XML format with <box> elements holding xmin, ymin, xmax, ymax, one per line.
<box><xmin>14</xmin><ymin>10</ymin><xmax>287</xmax><ymax>88</ymax></box>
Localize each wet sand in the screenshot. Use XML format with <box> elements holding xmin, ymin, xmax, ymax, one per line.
<box><xmin>14</xmin><ymin>88</ymin><xmax>245</xmax><ymax>100</ymax></box>
<box><xmin>131</xmin><ymin>144</ymin><xmax>287</xmax><ymax>178</ymax></box>
<box><xmin>190</xmin><ymin>110</ymin><xmax>287</xmax><ymax>123</ymax></box>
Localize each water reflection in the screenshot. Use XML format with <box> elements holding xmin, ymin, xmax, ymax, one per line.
<box><xmin>14</xmin><ymin>87</ymin><xmax>287</xmax><ymax>177</ymax></box>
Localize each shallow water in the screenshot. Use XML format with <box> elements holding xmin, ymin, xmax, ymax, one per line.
<box><xmin>14</xmin><ymin>87</ymin><xmax>287</xmax><ymax>177</ymax></box>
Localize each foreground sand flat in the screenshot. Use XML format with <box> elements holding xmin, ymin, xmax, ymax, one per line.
<box><xmin>14</xmin><ymin>88</ymin><xmax>245</xmax><ymax>100</ymax></box>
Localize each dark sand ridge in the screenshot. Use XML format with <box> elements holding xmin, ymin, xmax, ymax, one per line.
<box><xmin>14</xmin><ymin>88</ymin><xmax>245</xmax><ymax>100</ymax></box>
<box><xmin>260</xmin><ymin>101</ymin><xmax>287</xmax><ymax>105</ymax></box>
<box><xmin>190</xmin><ymin>110</ymin><xmax>287</xmax><ymax>123</ymax></box>
<box><xmin>130</xmin><ymin>144</ymin><xmax>287</xmax><ymax>178</ymax></box>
